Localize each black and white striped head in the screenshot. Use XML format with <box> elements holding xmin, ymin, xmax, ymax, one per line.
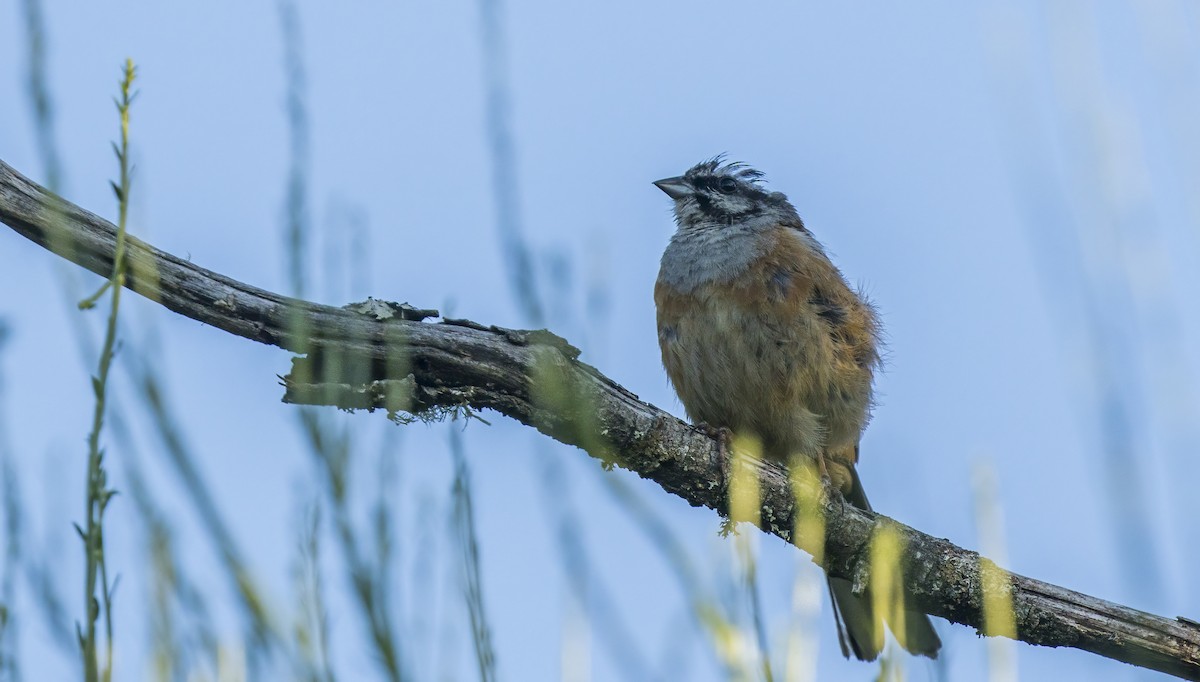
<box><xmin>654</xmin><ymin>157</ymin><xmax>797</xmax><ymax>229</ymax></box>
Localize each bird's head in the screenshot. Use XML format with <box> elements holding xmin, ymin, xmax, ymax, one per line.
<box><xmin>654</xmin><ymin>156</ymin><xmax>796</xmax><ymax>230</ymax></box>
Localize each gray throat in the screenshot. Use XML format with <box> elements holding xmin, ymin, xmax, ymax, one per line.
<box><xmin>658</xmin><ymin>222</ymin><xmax>768</xmax><ymax>293</ymax></box>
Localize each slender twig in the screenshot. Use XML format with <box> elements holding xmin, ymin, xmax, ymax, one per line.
<box><xmin>0</xmin><ymin>326</ymin><xmax>22</xmax><ymax>682</ymax></box>
<box><xmin>293</xmin><ymin>500</ymin><xmax>337</xmax><ymax>682</ymax></box>
<box><xmin>741</xmin><ymin>541</ymin><xmax>774</xmax><ymax>682</ymax></box>
<box><xmin>278</xmin><ymin>0</ymin><xmax>310</xmax><ymax>301</ymax></box>
<box><xmin>472</xmin><ymin>2</ymin><xmax>537</xmax><ymax>672</ymax></box>
<box><xmin>476</xmin><ymin>0</ymin><xmax>543</xmax><ymax>324</ymax></box>
<box><xmin>449</xmin><ymin>427</ymin><xmax>497</xmax><ymax>682</ymax></box>
<box><xmin>19</xmin><ymin>0</ymin><xmax>61</xmax><ymax>194</ymax></box>
<box><xmin>77</xmin><ymin>60</ymin><xmax>136</xmax><ymax>682</ymax></box>
<box><xmin>16</xmin><ymin>0</ymin><xmax>76</xmax><ymax>663</ymax></box>
<box><xmin>2</xmin><ymin>161</ymin><xmax>1200</xmax><ymax>679</ymax></box>
<box><xmin>303</xmin><ymin>410</ymin><xmax>407</xmax><ymax>682</ymax></box>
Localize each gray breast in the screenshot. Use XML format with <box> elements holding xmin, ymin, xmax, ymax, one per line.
<box><xmin>657</xmin><ymin>223</ymin><xmax>767</xmax><ymax>293</ymax></box>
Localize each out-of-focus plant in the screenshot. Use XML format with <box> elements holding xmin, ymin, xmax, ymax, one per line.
<box><xmin>974</xmin><ymin>460</ymin><xmax>1016</xmax><ymax>682</ymax></box>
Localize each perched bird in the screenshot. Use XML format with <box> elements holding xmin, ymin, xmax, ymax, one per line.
<box><xmin>652</xmin><ymin>157</ymin><xmax>940</xmax><ymax>661</ymax></box>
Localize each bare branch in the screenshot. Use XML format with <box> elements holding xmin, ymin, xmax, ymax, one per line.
<box><xmin>2</xmin><ymin>159</ymin><xmax>1199</xmax><ymax>679</ymax></box>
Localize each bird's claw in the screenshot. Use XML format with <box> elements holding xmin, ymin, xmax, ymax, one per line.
<box><xmin>697</xmin><ymin>423</ymin><xmax>733</xmax><ymax>479</ymax></box>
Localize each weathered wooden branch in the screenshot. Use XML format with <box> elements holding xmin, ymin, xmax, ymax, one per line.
<box><xmin>2</xmin><ymin>158</ymin><xmax>1199</xmax><ymax>679</ymax></box>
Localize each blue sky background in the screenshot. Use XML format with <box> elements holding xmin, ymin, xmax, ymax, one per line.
<box><xmin>2</xmin><ymin>1</ymin><xmax>1199</xmax><ymax>680</ymax></box>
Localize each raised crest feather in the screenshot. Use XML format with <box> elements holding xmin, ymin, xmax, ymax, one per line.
<box><xmin>683</xmin><ymin>154</ymin><xmax>766</xmax><ymax>186</ymax></box>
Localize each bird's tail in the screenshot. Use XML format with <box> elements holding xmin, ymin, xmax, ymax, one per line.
<box><xmin>827</xmin><ymin>466</ymin><xmax>941</xmax><ymax>660</ymax></box>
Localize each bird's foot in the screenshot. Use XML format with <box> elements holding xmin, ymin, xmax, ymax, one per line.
<box><xmin>697</xmin><ymin>423</ymin><xmax>734</xmax><ymax>478</ymax></box>
<box><xmin>815</xmin><ymin>449</ymin><xmax>832</xmax><ymax>482</ymax></box>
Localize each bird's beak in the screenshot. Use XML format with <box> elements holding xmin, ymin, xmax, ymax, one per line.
<box><xmin>653</xmin><ymin>176</ymin><xmax>692</xmax><ymax>200</ymax></box>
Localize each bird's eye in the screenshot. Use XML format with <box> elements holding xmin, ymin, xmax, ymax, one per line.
<box><xmin>718</xmin><ymin>177</ymin><xmax>737</xmax><ymax>194</ymax></box>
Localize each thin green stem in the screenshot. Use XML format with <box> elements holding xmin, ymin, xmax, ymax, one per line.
<box><xmin>79</xmin><ymin>58</ymin><xmax>136</xmax><ymax>682</ymax></box>
<box><xmin>77</xmin><ymin>281</ymin><xmax>112</xmax><ymax>311</ymax></box>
